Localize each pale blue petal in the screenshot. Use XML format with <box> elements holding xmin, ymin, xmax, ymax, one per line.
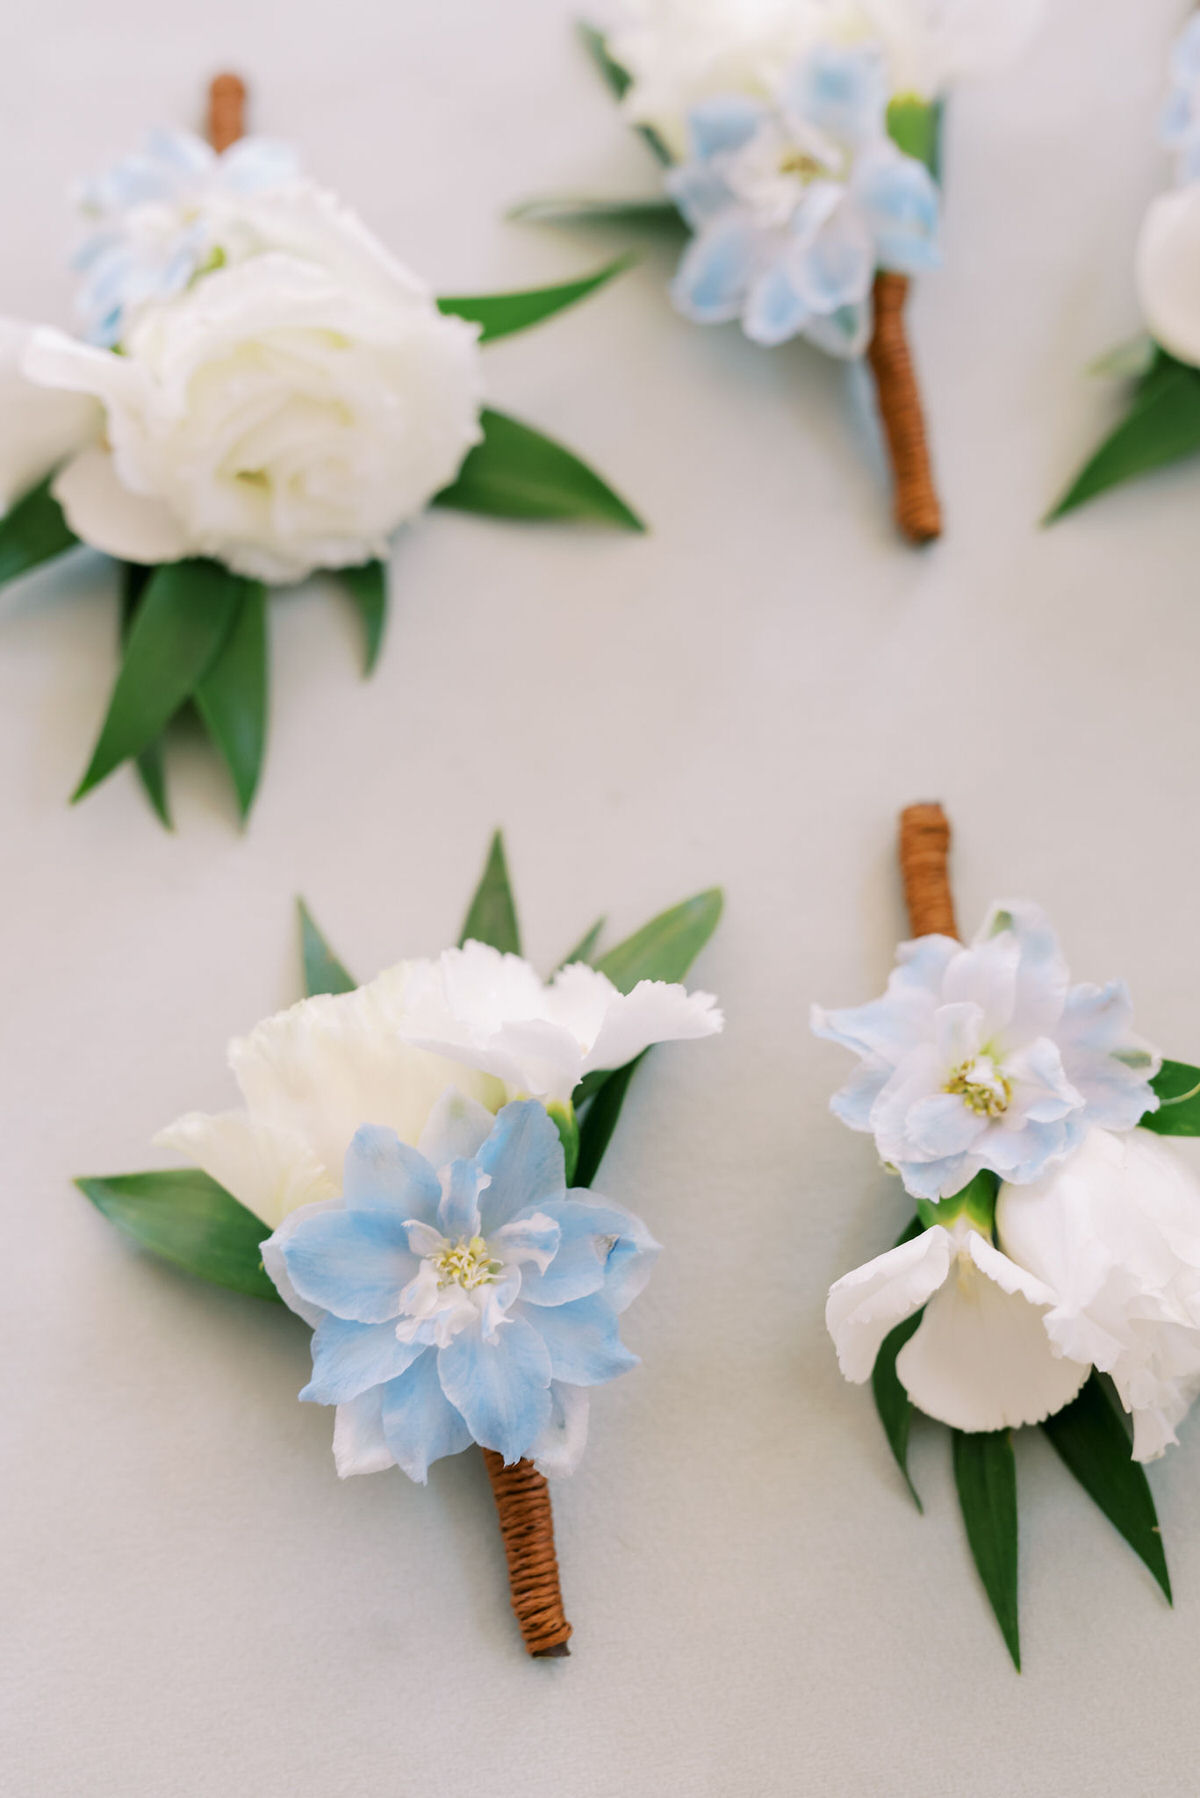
<box><xmin>800</xmin><ymin>300</ymin><xmax>870</xmax><ymax>359</ymax></box>
<box><xmin>905</xmin><ymin>1092</ymin><xmax>989</xmax><ymax>1159</ymax></box>
<box><xmin>302</xmin><ymin>1314</ymin><xmax>427</xmax><ymax>1405</ymax></box>
<box><xmin>742</xmin><ymin>261</ymin><xmax>810</xmax><ymax>347</ymax></box>
<box><xmin>143</xmin><ymin>127</ymin><xmax>213</xmax><ymax>176</ymax></box>
<box><xmin>981</xmin><ymin>1118</ymin><xmax>1075</xmax><ymax>1184</ymax></box>
<box><xmin>494</xmin><ymin>1209</ymin><xmax>561</xmax><ymax>1269</ymax></box>
<box><xmin>417</xmin><ymin>1088</ymin><xmax>496</xmax><ymax>1169</ymax></box>
<box><xmin>685</xmin><ymin>94</ymin><xmax>767</xmax><ymax>161</ymax></box>
<box><xmin>1006</xmin><ymin>1038</ymin><xmax>1080</xmax><ymax>1124</ymax></box>
<box><xmin>854</xmin><ymin>152</ymin><xmax>941</xmax><ymax>274</ymax></box>
<box><xmin>829</xmin><ymin>1059</ymin><xmax>891</xmax><ymax>1132</ymax></box>
<box><xmin>789</xmin><ymin>198</ymin><xmax>874</xmax><ymax>312</ymax></box>
<box><xmin>516</xmin><ymin>1198</ymin><xmax>634</xmax><ymax>1306</ymax></box>
<box><xmin>332</xmin><ymin>1387</ymin><xmax>394</xmax><ymax>1477</ymax></box>
<box><xmin>978</xmin><ymin>901</ymin><xmax>1068</xmax><ymax>1042</ymax></box>
<box><xmin>220</xmin><ymin>137</ymin><xmax>300</xmax><ymax>189</ymax></box>
<box><xmin>895</xmin><ymin>1151</ymin><xmax>975</xmax><ymax>1202</ymax></box>
<box><xmin>522</xmin><ymin>1292</ymin><xmax>638</xmax><ymax>1387</ymax></box>
<box><xmin>476</xmin><ymin>1102</ymin><xmax>565</xmax><ymax>1234</ymax></box>
<box><xmin>671</xmin><ymin>219</ymin><xmax>763</xmax><ymax>324</ymax></box>
<box><xmin>280</xmin><ymin>1209</ymin><xmax>419</xmax><ymax>1323</ymax></box>
<box><xmin>437</xmin><ymin>1319</ymin><xmax>553</xmax><ymax>1463</ymax></box>
<box><xmin>666</xmin><ymin>162</ymin><xmax>737</xmax><ymax>231</ymax></box>
<box><xmin>438</xmin><ymin>1157</ymin><xmax>486</xmax><ymax>1238</ymax></box>
<box><xmin>342</xmin><ymin>1125</ymin><xmax>441</xmax><ymax>1223</ymax></box>
<box><xmin>782</xmin><ymin>44</ymin><xmax>888</xmax><ymax>147</ymax></box>
<box><xmin>1170</xmin><ymin>16</ymin><xmax>1200</xmax><ymax>89</ymax></box>
<box><xmin>380</xmin><ymin>1350</ymin><xmax>473</xmax><ymax>1483</ymax></box>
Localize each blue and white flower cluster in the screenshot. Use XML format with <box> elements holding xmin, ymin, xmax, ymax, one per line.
<box><xmin>1162</xmin><ymin>15</ymin><xmax>1200</xmax><ymax>186</ymax></box>
<box><xmin>667</xmin><ymin>44</ymin><xmax>940</xmax><ymax>353</ymax></box>
<box><xmin>812</xmin><ymin>900</ymin><xmax>1160</xmax><ymax>1201</ymax></box>
<box><xmin>74</xmin><ymin>128</ymin><xmax>299</xmax><ymax>345</ymax></box>
<box><xmin>263</xmin><ymin>1099</ymin><xmax>657</xmax><ymax>1482</ymax></box>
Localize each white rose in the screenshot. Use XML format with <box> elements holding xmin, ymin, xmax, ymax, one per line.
<box><xmin>155</xmin><ymin>963</ymin><xmax>505</xmax><ymax>1229</ymax></box>
<box><xmin>1136</xmin><ymin>183</ymin><xmax>1200</xmax><ymax>369</ymax></box>
<box><xmin>22</xmin><ymin>183</ymin><xmax>484</xmax><ymax>583</ymax></box>
<box><xmin>997</xmin><ymin>1128</ymin><xmax>1200</xmax><ymax>1460</ymax></box>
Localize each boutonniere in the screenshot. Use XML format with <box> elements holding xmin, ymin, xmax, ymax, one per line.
<box><xmin>77</xmin><ymin>835</ymin><xmax>723</xmax><ymax>1656</ymax></box>
<box><xmin>515</xmin><ymin>2</ymin><xmax>1044</xmax><ymax>544</ymax></box>
<box><xmin>813</xmin><ymin>804</ymin><xmax>1200</xmax><ymax>1667</ymax></box>
<box><xmin>1</xmin><ymin>76</ymin><xmax>640</xmax><ymax>827</ymax></box>
<box><xmin>1051</xmin><ymin>17</ymin><xmax>1200</xmax><ymax>519</ymax></box>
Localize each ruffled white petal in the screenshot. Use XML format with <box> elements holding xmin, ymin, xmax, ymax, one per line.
<box><xmin>51</xmin><ymin>445</ymin><xmax>192</xmax><ymax>564</ymax></box>
<box><xmin>153</xmin><ymin>1109</ymin><xmax>337</xmax><ymax>1227</ymax></box>
<box><xmin>0</xmin><ymin>319</ymin><xmax>101</xmax><ymax>513</ymax></box>
<box><xmin>896</xmin><ymin>1231</ymin><xmax>1088</xmax><ymax>1432</ymax></box>
<box><xmin>826</xmin><ymin>1225</ymin><xmax>953</xmax><ymax>1383</ymax></box>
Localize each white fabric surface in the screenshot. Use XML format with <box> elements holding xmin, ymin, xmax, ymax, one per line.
<box><xmin>3</xmin><ymin>0</ymin><xmax>1200</xmax><ymax>1792</ymax></box>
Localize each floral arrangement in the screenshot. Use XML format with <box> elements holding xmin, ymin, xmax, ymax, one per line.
<box><xmin>813</xmin><ymin>804</ymin><xmax>1200</xmax><ymax>1667</ymax></box>
<box><xmin>76</xmin><ymin>833</ymin><xmax>723</xmax><ymax>1655</ymax></box>
<box><xmin>1051</xmin><ymin>17</ymin><xmax>1200</xmax><ymax>518</ymax></box>
<box><xmin>0</xmin><ymin>76</ymin><xmax>640</xmax><ymax>827</ymax></box>
<box><xmin>515</xmin><ymin>1</ymin><xmax>1046</xmax><ymax>543</ymax></box>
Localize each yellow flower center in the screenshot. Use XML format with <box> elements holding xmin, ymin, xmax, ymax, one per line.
<box><xmin>944</xmin><ymin>1057</ymin><xmax>1012</xmax><ymax>1119</ymax></box>
<box><xmin>434</xmin><ymin>1235</ymin><xmax>502</xmax><ymax>1290</ymax></box>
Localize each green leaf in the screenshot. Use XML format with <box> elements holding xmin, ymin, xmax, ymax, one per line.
<box><xmin>193</xmin><ymin>581</ymin><xmax>268</xmax><ymax>821</ymax></box>
<box><xmin>577</xmin><ymin>23</ymin><xmax>672</xmax><ymax>164</ymax></box>
<box><xmin>0</xmin><ymin>477</ymin><xmax>78</xmax><ymax>589</ymax></box>
<box><xmin>119</xmin><ymin>563</ymin><xmax>172</xmax><ymax>829</ymax></box>
<box><xmin>1047</xmin><ymin>353</ymin><xmax>1200</xmax><ymax>520</ymax></box>
<box><xmin>952</xmin><ymin>1429</ymin><xmax>1020</xmax><ymax>1670</ymax></box>
<box><xmin>339</xmin><ymin>560</ymin><xmax>388</xmax><ymax>675</ymax></box>
<box><xmin>438</xmin><ymin>255</ymin><xmax>634</xmax><ymax>342</ymax></box>
<box><xmin>73</xmin><ymin>559</ymin><xmax>243</xmax><ymax>802</ymax></box>
<box><xmin>558</xmin><ymin>917</ymin><xmax>606</xmax><ymax>969</ymax></box>
<box><xmin>594</xmin><ymin>887</ymin><xmax>723</xmax><ymax>993</ymax></box>
<box><xmin>1142</xmin><ymin>1058</ymin><xmax>1200</xmax><ymax>1134</ymax></box>
<box><xmin>1041</xmin><ymin>1372</ymin><xmax>1171</xmax><ymax>1602</ymax></box>
<box><xmin>576</xmin><ymin>1054</ymin><xmax>641</xmax><ymax>1188</ymax></box>
<box><xmin>76</xmin><ymin>1169</ymin><xmax>280</xmax><ymax>1301</ymax></box>
<box><xmin>870</xmin><ymin>1216</ymin><xmax>925</xmax><ymax>1510</ymax></box>
<box><xmin>434</xmin><ymin>408</ymin><xmax>644</xmax><ymax>531</ymax></box>
<box><xmin>548</xmin><ymin>1101</ymin><xmax>581</xmax><ymax>1186</ymax></box>
<box><xmin>297</xmin><ymin>898</ymin><xmax>357</xmax><ymax>997</ymax></box>
<box><xmin>459</xmin><ymin>831</ymin><xmax>521</xmax><ymax>954</ymax></box>
<box><xmin>886</xmin><ymin>96</ymin><xmax>942</xmax><ymax>178</ymax></box>
<box><xmin>507</xmin><ymin>194</ymin><xmax>683</xmax><ymax>229</ymax></box>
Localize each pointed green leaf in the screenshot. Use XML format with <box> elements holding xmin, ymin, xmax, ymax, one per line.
<box><xmin>577</xmin><ymin>22</ymin><xmax>672</xmax><ymax>164</ymax></box>
<box><xmin>886</xmin><ymin>96</ymin><xmax>942</xmax><ymax>178</ymax></box>
<box><xmin>594</xmin><ymin>887</ymin><xmax>723</xmax><ymax>993</ymax></box>
<box><xmin>558</xmin><ymin>917</ymin><xmax>606</xmax><ymax>970</ymax></box>
<box><xmin>434</xmin><ymin>408</ymin><xmax>644</xmax><ymax>530</ymax></box>
<box><xmin>119</xmin><ymin>562</ymin><xmax>172</xmax><ymax>829</ymax></box>
<box><xmin>576</xmin><ymin>1054</ymin><xmax>641</xmax><ymax>1188</ymax></box>
<box><xmin>76</xmin><ymin>1169</ymin><xmax>280</xmax><ymax>1301</ymax></box>
<box><xmin>870</xmin><ymin>1217</ymin><xmax>925</xmax><ymax>1509</ymax></box>
<box><xmin>438</xmin><ymin>256</ymin><xmax>634</xmax><ymax>342</ymax></box>
<box><xmin>459</xmin><ymin>831</ymin><xmax>521</xmax><ymax>954</ymax></box>
<box><xmin>297</xmin><ymin>898</ymin><xmax>357</xmax><ymax>997</ymax></box>
<box><xmin>194</xmin><ymin>581</ymin><xmax>268</xmax><ymax>821</ymax></box>
<box><xmin>339</xmin><ymin>560</ymin><xmax>388</xmax><ymax>675</ymax></box>
<box><xmin>1047</xmin><ymin>353</ymin><xmax>1200</xmax><ymax>520</ymax></box>
<box><xmin>0</xmin><ymin>477</ymin><xmax>78</xmax><ymax>589</ymax></box>
<box><xmin>952</xmin><ymin>1428</ymin><xmax>1020</xmax><ymax>1670</ymax></box>
<box><xmin>507</xmin><ymin>194</ymin><xmax>683</xmax><ymax>229</ymax></box>
<box><xmin>1141</xmin><ymin>1058</ymin><xmax>1200</xmax><ymax>1134</ymax></box>
<box><xmin>73</xmin><ymin>559</ymin><xmax>242</xmax><ymax>802</ymax></box>
<box><xmin>1041</xmin><ymin>1372</ymin><xmax>1171</xmax><ymax>1602</ymax></box>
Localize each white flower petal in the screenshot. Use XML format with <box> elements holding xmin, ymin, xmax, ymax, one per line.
<box><xmin>0</xmin><ymin>319</ymin><xmax>101</xmax><ymax>513</ymax></box>
<box><xmin>579</xmin><ymin>978</ymin><xmax>724</xmax><ymax>1075</ymax></box>
<box><xmin>415</xmin><ymin>1087</ymin><xmax>497</xmax><ymax>1169</ymax></box>
<box><xmin>52</xmin><ymin>444</ymin><xmax>192</xmax><ymax>564</ymax></box>
<box><xmin>826</xmin><ymin>1225</ymin><xmax>953</xmax><ymax>1383</ymax></box>
<box><xmin>531</xmin><ymin>1381</ymin><xmax>591</xmax><ymax>1479</ymax></box>
<box><xmin>153</xmin><ymin>1109</ymin><xmax>337</xmax><ymax>1227</ymax></box>
<box><xmin>1137</xmin><ymin>185</ymin><xmax>1200</xmax><ymax>369</ymax></box>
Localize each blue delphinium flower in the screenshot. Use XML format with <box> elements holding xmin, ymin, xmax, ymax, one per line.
<box><xmin>73</xmin><ymin>128</ymin><xmax>299</xmax><ymax>346</ymax></box>
<box><xmin>263</xmin><ymin>1099</ymin><xmax>658</xmax><ymax>1482</ymax></box>
<box><xmin>1162</xmin><ymin>15</ymin><xmax>1200</xmax><ymax>184</ymax></box>
<box><xmin>666</xmin><ymin>42</ymin><xmax>940</xmax><ymax>354</ymax></box>
<box><xmin>812</xmin><ymin>901</ymin><xmax>1161</xmax><ymax>1202</ymax></box>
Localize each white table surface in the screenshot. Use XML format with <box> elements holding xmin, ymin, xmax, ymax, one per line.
<box><xmin>4</xmin><ymin>1</ymin><xmax>1200</xmax><ymax>1792</ymax></box>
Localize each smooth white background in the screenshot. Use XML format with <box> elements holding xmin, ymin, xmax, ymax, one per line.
<box><xmin>3</xmin><ymin>1</ymin><xmax>1199</xmax><ymax>1792</ymax></box>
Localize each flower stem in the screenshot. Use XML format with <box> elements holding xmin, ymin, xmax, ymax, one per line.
<box><xmin>899</xmin><ymin>803</ymin><xmax>957</xmax><ymax>939</ymax></box>
<box><xmin>481</xmin><ymin>1449</ymin><xmax>572</xmax><ymax>1656</ymax></box>
<box><xmin>866</xmin><ymin>273</ymin><xmax>942</xmax><ymax>545</ymax></box>
<box><xmin>208</xmin><ymin>72</ymin><xmax>246</xmax><ymax>153</ymax></box>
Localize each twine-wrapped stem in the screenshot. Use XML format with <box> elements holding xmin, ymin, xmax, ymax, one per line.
<box><xmin>482</xmin><ymin>1450</ymin><xmax>572</xmax><ymax>1656</ymax></box>
<box><xmin>208</xmin><ymin>72</ymin><xmax>246</xmax><ymax>152</ymax></box>
<box><xmin>866</xmin><ymin>273</ymin><xmax>942</xmax><ymax>546</ymax></box>
<box><xmin>899</xmin><ymin>802</ymin><xmax>957</xmax><ymax>940</ymax></box>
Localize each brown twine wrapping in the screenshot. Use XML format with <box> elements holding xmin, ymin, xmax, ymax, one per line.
<box><xmin>207</xmin><ymin>73</ymin><xmax>246</xmax><ymax>153</ymax></box>
<box><xmin>899</xmin><ymin>803</ymin><xmax>957</xmax><ymax>940</ymax></box>
<box><xmin>866</xmin><ymin>273</ymin><xmax>942</xmax><ymax>546</ymax></box>
<box><xmin>481</xmin><ymin>1450</ymin><xmax>572</xmax><ymax>1657</ymax></box>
